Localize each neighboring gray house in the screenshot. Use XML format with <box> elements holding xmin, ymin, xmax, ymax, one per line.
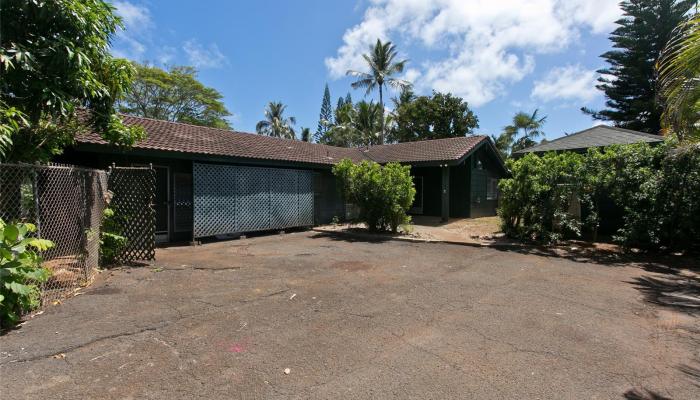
<box><xmin>513</xmin><ymin>125</ymin><xmax>663</xmax><ymax>157</ymax></box>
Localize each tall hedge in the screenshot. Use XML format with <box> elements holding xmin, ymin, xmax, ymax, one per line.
<box><xmin>498</xmin><ymin>140</ymin><xmax>700</xmax><ymax>251</ymax></box>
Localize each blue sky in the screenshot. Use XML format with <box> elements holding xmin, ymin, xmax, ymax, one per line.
<box><xmin>110</xmin><ymin>0</ymin><xmax>623</xmax><ymax>141</ymax></box>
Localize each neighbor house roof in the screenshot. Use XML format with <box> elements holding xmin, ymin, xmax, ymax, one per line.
<box><xmin>514</xmin><ymin>125</ymin><xmax>663</xmax><ymax>155</ymax></box>
<box><xmin>75</xmin><ymin>113</ymin><xmax>496</xmax><ymax>167</ymax></box>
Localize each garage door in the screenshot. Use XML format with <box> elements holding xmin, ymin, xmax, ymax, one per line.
<box><xmin>192</xmin><ymin>163</ymin><xmax>313</xmax><ymax>238</ymax></box>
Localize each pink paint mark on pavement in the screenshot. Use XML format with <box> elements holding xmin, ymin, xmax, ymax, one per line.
<box><xmin>228</xmin><ymin>343</ymin><xmax>245</xmax><ymax>353</ymax></box>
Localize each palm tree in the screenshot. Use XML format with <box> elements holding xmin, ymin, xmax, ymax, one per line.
<box><xmin>347</xmin><ymin>39</ymin><xmax>411</xmax><ymax>144</ymax></box>
<box><xmin>300</xmin><ymin>127</ymin><xmax>311</xmax><ymax>142</ymax></box>
<box><xmin>256</xmin><ymin>102</ymin><xmax>296</xmax><ymax>139</ymax></box>
<box><xmin>657</xmin><ymin>14</ymin><xmax>700</xmax><ymax>140</ymax></box>
<box><xmin>493</xmin><ymin>109</ymin><xmax>547</xmax><ymax>157</ymax></box>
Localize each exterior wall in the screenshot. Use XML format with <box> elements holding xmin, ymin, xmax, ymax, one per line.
<box><xmin>58</xmin><ymin>148</ymin><xmax>336</xmax><ymax>242</ymax></box>
<box><xmin>469</xmin><ymin>146</ymin><xmax>503</xmax><ymax>218</ymax></box>
<box><xmin>60</xmin><ymin>140</ymin><xmax>508</xmax><ymax>240</ymax></box>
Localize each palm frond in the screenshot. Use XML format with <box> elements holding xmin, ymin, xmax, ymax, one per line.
<box><xmin>657</xmin><ymin>14</ymin><xmax>700</xmax><ymax>139</ymax></box>
<box><xmin>386</xmin><ymin>78</ymin><xmax>412</xmax><ymax>91</ymax></box>
<box><xmin>255</xmin><ymin>120</ymin><xmax>269</xmax><ymax>135</ymax></box>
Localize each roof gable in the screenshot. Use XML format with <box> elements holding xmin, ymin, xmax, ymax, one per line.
<box><xmin>514</xmin><ymin>125</ymin><xmax>663</xmax><ymax>154</ymax></box>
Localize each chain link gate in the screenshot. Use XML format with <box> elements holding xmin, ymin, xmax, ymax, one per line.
<box><xmin>107</xmin><ymin>166</ymin><xmax>156</xmax><ymax>263</ymax></box>
<box><xmin>193</xmin><ymin>163</ymin><xmax>314</xmax><ymax>238</ymax></box>
<box><xmin>0</xmin><ymin>163</ymin><xmax>107</xmax><ymax>304</ymax></box>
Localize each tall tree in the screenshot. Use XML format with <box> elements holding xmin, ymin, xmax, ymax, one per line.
<box><xmin>336</xmin><ymin>97</ymin><xmax>346</xmax><ymax>112</ymax></box>
<box><xmin>315</xmin><ymin>84</ymin><xmax>332</xmax><ymax>142</ymax></box>
<box><xmin>0</xmin><ymin>0</ymin><xmax>144</xmax><ymax>162</ymax></box>
<box><xmin>347</xmin><ymin>39</ymin><xmax>411</xmax><ymax>144</ymax></box>
<box><xmin>119</xmin><ymin>63</ymin><xmax>231</xmax><ymax>129</ymax></box>
<box><xmin>492</xmin><ymin>110</ymin><xmax>547</xmax><ymax>158</ymax></box>
<box><xmin>584</xmin><ymin>0</ymin><xmax>695</xmax><ymax>133</ymax></box>
<box><xmin>345</xmin><ymin>92</ymin><xmax>353</xmax><ymax>105</ymax></box>
<box><xmin>255</xmin><ymin>102</ymin><xmax>296</xmax><ymax>139</ymax></box>
<box><xmin>389</xmin><ymin>91</ymin><xmax>479</xmax><ymax>143</ymax></box>
<box><xmin>657</xmin><ymin>13</ymin><xmax>700</xmax><ymax>140</ymax></box>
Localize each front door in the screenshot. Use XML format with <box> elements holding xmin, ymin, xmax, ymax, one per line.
<box><xmin>153</xmin><ymin>166</ymin><xmax>170</xmax><ymax>243</ymax></box>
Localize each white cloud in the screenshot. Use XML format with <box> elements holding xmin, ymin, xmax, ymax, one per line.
<box><xmin>113</xmin><ymin>0</ymin><xmax>152</xmax><ymax>30</ymax></box>
<box><xmin>531</xmin><ymin>64</ymin><xmax>599</xmax><ymax>103</ymax></box>
<box><xmin>183</xmin><ymin>40</ymin><xmax>228</xmax><ymax>69</ymax></box>
<box><xmin>112</xmin><ymin>1</ymin><xmax>153</xmax><ymax>59</ymax></box>
<box><xmin>326</xmin><ymin>0</ymin><xmax>622</xmax><ymax>107</ymax></box>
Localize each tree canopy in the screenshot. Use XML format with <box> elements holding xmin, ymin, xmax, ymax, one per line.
<box><xmin>119</xmin><ymin>62</ymin><xmax>232</xmax><ymax>129</ymax></box>
<box><xmin>492</xmin><ymin>110</ymin><xmax>547</xmax><ymax>158</ymax></box>
<box><xmin>317</xmin><ymin>101</ymin><xmax>383</xmax><ymax>147</ymax></box>
<box><xmin>315</xmin><ymin>84</ymin><xmax>333</xmax><ymax>142</ymax></box>
<box><xmin>388</xmin><ymin>90</ymin><xmax>479</xmax><ymax>143</ymax></box>
<box><xmin>300</xmin><ymin>127</ymin><xmax>311</xmax><ymax>142</ymax></box>
<box><xmin>256</xmin><ymin>102</ymin><xmax>296</xmax><ymax>139</ymax></box>
<box><xmin>657</xmin><ymin>13</ymin><xmax>700</xmax><ymax>140</ymax></box>
<box><xmin>584</xmin><ymin>0</ymin><xmax>695</xmax><ymax>134</ymax></box>
<box><xmin>0</xmin><ymin>0</ymin><xmax>145</xmax><ymax>162</ymax></box>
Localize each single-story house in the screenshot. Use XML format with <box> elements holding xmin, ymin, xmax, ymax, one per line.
<box><xmin>59</xmin><ymin>114</ymin><xmax>507</xmax><ymax>243</ymax></box>
<box><xmin>513</xmin><ymin>125</ymin><xmax>663</xmax><ymax>157</ymax></box>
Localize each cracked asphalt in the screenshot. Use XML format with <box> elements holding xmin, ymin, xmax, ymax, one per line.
<box><xmin>1</xmin><ymin>230</ymin><xmax>698</xmax><ymax>399</ymax></box>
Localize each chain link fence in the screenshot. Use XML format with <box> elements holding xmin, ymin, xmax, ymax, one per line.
<box><xmin>0</xmin><ymin>163</ymin><xmax>108</xmax><ymax>304</ymax></box>
<box><xmin>0</xmin><ymin>163</ymin><xmax>156</xmax><ymax>306</ymax></box>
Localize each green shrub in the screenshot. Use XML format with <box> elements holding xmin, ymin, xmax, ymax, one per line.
<box><xmin>333</xmin><ymin>159</ymin><xmax>415</xmax><ymax>233</ymax></box>
<box><xmin>498</xmin><ymin>152</ymin><xmax>585</xmax><ymax>243</ymax></box>
<box><xmin>99</xmin><ymin>208</ymin><xmax>127</xmax><ymax>266</ymax></box>
<box><xmin>498</xmin><ymin>139</ymin><xmax>700</xmax><ymax>251</ymax></box>
<box><xmin>0</xmin><ymin>219</ymin><xmax>53</xmax><ymax>327</ymax></box>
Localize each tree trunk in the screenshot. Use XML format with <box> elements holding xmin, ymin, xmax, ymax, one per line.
<box><xmin>379</xmin><ymin>84</ymin><xmax>384</xmax><ymax>145</ymax></box>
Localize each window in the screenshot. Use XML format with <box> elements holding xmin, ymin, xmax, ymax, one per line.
<box><xmin>486</xmin><ymin>178</ymin><xmax>499</xmax><ymax>200</ymax></box>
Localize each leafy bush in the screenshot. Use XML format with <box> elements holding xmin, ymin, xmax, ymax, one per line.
<box><xmin>99</xmin><ymin>208</ymin><xmax>127</xmax><ymax>266</ymax></box>
<box><xmin>0</xmin><ymin>220</ymin><xmax>53</xmax><ymax>327</ymax></box>
<box><xmin>333</xmin><ymin>159</ymin><xmax>415</xmax><ymax>233</ymax></box>
<box><xmin>498</xmin><ymin>152</ymin><xmax>585</xmax><ymax>242</ymax></box>
<box><xmin>498</xmin><ymin>139</ymin><xmax>700</xmax><ymax>251</ymax></box>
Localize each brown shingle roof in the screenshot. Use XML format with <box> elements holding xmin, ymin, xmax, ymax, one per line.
<box><xmin>75</xmin><ymin>114</ymin><xmax>492</xmax><ymax>166</ymax></box>
<box><xmin>364</xmin><ymin>136</ymin><xmax>488</xmax><ymax>164</ymax></box>
<box><xmin>76</xmin><ymin>114</ymin><xmax>365</xmax><ymax>165</ymax></box>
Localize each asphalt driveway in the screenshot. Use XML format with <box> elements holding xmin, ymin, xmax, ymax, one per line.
<box><xmin>1</xmin><ymin>231</ymin><xmax>698</xmax><ymax>399</ymax></box>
